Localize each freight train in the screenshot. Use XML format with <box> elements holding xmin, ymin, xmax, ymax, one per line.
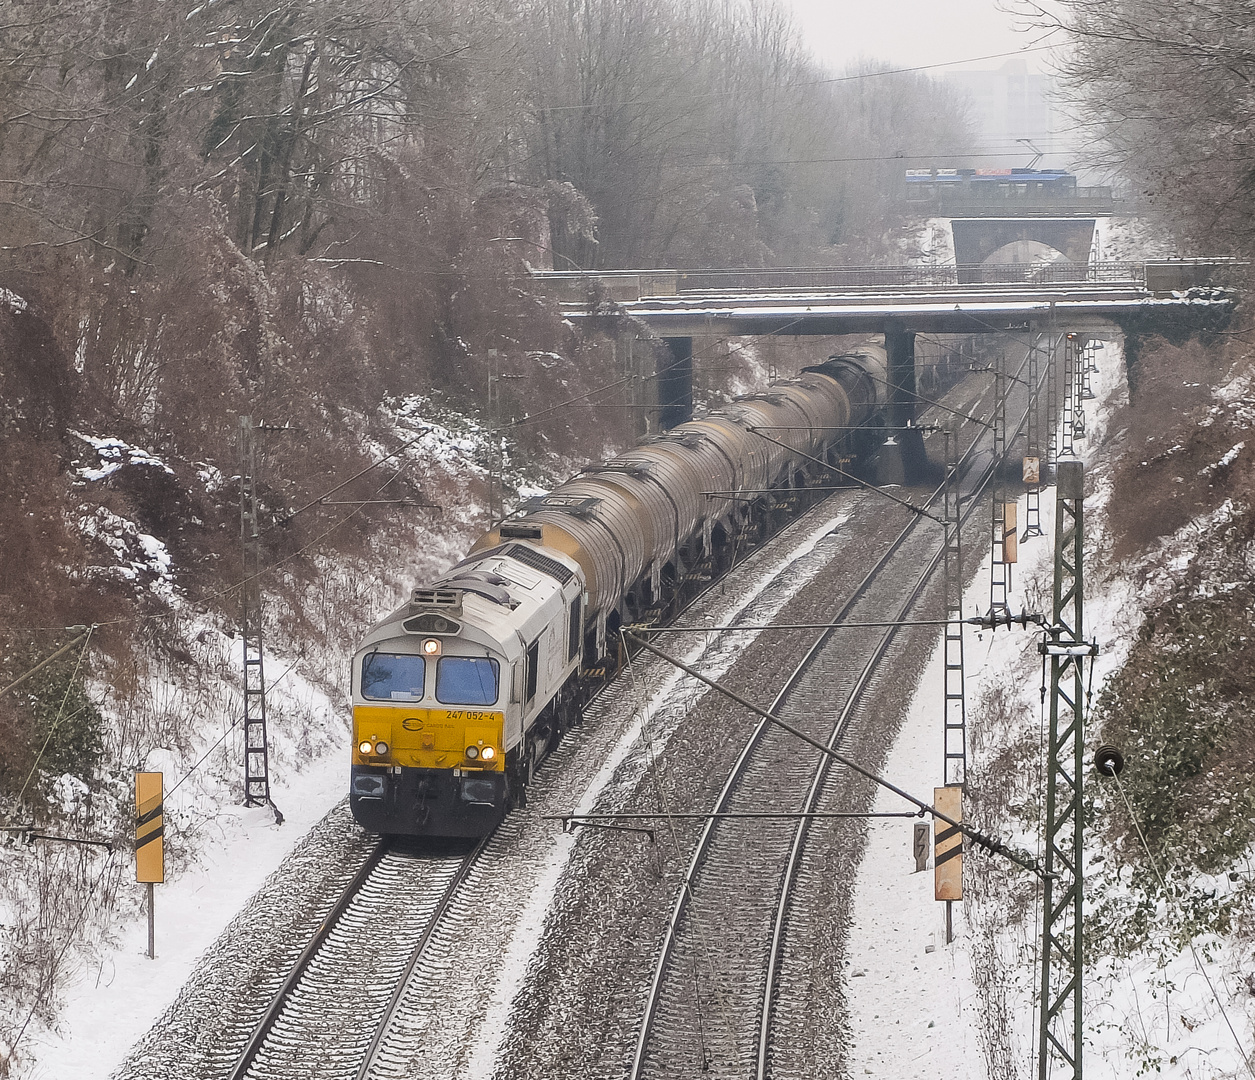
<box><xmin>349</xmin><ymin>345</ymin><xmax>890</xmax><ymax>837</ymax></box>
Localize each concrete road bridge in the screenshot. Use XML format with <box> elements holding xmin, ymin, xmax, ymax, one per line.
<box><xmin>537</xmin><ymin>260</ymin><xmax>1232</xmax><ymax>336</ymax></box>
<box><xmin>535</xmin><ymin>259</ymin><xmax>1235</xmax><ymax>431</ymax></box>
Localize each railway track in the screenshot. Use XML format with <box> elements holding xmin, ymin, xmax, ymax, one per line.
<box><xmin>228</xmin><ymin>840</ymin><xmax>483</xmax><ymax>1080</ymax></box>
<box><xmin>216</xmin><ymin>450</ymin><xmax>864</xmax><ymax>1080</ymax></box>
<box><xmin>344</xmin><ymin>490</ymin><xmax>879</xmax><ymax>1080</ymax></box>
<box><xmin>628</xmin><ymin>347</ymin><xmax>1039</xmax><ymax>1078</ymax></box>
<box><xmin>134</xmin><ymin>350</ymin><xmax>1035</xmax><ymax>1080</ymax></box>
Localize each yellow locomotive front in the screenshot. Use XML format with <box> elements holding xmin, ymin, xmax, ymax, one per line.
<box><xmin>350</xmin><ymin>597</ymin><xmax>514</xmax><ymax>836</ymax></box>
<box><xmin>350</xmin><ymin>543</ymin><xmax>586</xmax><ymax>837</ymax></box>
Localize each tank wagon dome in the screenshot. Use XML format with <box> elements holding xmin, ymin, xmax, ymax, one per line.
<box><xmin>577</xmin><ymin>461</ymin><xmax>676</xmax><ymax>568</ymax></box>
<box><xmin>611</xmin><ymin>440</ymin><xmax>708</xmax><ymax>562</ymax></box>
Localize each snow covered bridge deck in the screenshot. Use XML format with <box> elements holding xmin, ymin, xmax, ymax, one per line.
<box><xmin>536</xmin><ymin>260</ymin><xmax>1234</xmax><ymax>336</ymax></box>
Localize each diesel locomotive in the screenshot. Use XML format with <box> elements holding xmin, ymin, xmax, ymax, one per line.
<box><xmin>349</xmin><ymin>346</ymin><xmax>889</xmax><ymax>837</ymax></box>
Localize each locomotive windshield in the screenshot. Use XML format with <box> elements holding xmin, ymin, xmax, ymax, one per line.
<box><xmin>436</xmin><ymin>657</ymin><xmax>500</xmax><ymax>706</ymax></box>
<box><xmin>361</xmin><ymin>652</ymin><xmax>426</xmax><ymax>701</ymax></box>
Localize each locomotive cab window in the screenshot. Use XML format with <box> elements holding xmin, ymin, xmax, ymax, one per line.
<box><xmin>435</xmin><ymin>657</ymin><xmax>500</xmax><ymax>706</ymax></box>
<box><xmin>361</xmin><ymin>653</ymin><xmax>426</xmax><ymax>701</ymax></box>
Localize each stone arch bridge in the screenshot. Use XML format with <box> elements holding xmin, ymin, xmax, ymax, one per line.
<box><xmin>950</xmin><ymin>218</ymin><xmax>1097</xmax><ymax>281</ymax></box>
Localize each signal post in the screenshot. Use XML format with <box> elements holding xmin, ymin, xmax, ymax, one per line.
<box><xmin>135</xmin><ymin>771</ymin><xmax>164</xmax><ymax>959</ymax></box>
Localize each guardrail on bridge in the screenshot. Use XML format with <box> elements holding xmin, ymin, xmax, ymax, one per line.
<box><xmin>534</xmin><ymin>259</ymin><xmax>1240</xmax><ymax>303</ymax></box>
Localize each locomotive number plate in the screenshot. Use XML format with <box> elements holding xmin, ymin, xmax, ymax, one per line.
<box><xmin>441</xmin><ymin>710</ymin><xmax>499</xmax><ymax>723</ymax></box>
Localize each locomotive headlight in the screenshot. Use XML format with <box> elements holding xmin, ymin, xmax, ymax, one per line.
<box><xmin>375</xmin><ymin>741</ymin><xmax>389</xmax><ymax>755</ymax></box>
<box><xmin>359</xmin><ymin>740</ymin><xmax>373</xmax><ymax>755</ymax></box>
<box><xmin>465</xmin><ymin>745</ymin><xmax>480</xmax><ymax>759</ymax></box>
<box><xmin>480</xmin><ymin>745</ymin><xmax>496</xmax><ymax>761</ymax></box>
<box><xmin>422</xmin><ymin>638</ymin><xmax>441</xmax><ymax>656</ymax></box>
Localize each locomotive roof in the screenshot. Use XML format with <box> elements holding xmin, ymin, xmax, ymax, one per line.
<box><xmin>357</xmin><ymin>543</ymin><xmax>583</xmax><ymax>661</ymax></box>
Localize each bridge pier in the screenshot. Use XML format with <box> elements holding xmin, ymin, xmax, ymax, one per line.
<box><xmin>886</xmin><ymin>322</ymin><xmax>917</xmax><ymax>427</ymax></box>
<box><xmin>873</xmin><ymin>322</ymin><xmax>929</xmax><ymax>485</ymax></box>
<box><xmin>659</xmin><ymin>337</ymin><xmax>694</xmax><ymax>430</ymax></box>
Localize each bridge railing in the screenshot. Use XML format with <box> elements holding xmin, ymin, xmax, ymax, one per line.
<box><xmin>534</xmin><ymin>262</ymin><xmax>1150</xmax><ymax>300</ymax></box>
<box><xmin>535</xmin><ymin>259</ymin><xmax>1242</xmax><ymax>301</ymax></box>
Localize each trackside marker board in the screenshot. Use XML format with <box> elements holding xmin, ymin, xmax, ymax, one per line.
<box><xmin>934</xmin><ymin>785</ymin><xmax>962</xmax><ymax>901</ymax></box>
<box><xmin>135</xmin><ymin>771</ymin><xmax>164</xmax><ymax>883</ymax></box>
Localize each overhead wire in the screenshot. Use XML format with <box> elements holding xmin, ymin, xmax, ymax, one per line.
<box><xmin>619</xmin><ymin>629</ymin><xmax>717</xmax><ymax>1073</ymax></box>
<box><xmin>265</xmin><ymin>432</ymin><xmax>430</xmax><ymax>530</ymax></box>
<box><xmin>746</xmin><ymin>426</ymin><xmax>944</xmax><ymax>523</ymax></box>
<box><xmin>536</xmin><ymin>43</ymin><xmax>1061</xmax><ymax>114</ymax></box>
<box><xmin>660</xmin><ymin>148</ymin><xmax>1083</xmax><ymax>170</ymax></box>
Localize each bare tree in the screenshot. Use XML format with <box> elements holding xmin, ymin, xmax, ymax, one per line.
<box><xmin>1029</xmin><ymin>0</ymin><xmax>1255</xmax><ymax>252</ymax></box>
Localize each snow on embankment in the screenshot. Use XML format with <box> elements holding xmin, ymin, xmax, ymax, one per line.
<box><xmin>844</xmin><ymin>338</ymin><xmax>1254</xmax><ymax>1080</ymax></box>
<box><xmin>5</xmin><ymin>397</ymin><xmax>565</xmax><ymax>1080</ymax></box>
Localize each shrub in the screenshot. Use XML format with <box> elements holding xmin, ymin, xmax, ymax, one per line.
<box><xmin>1088</xmin><ymin>509</ymin><xmax>1255</xmax><ymax>949</ymax></box>
<box><xmin>0</xmin><ymin>650</ymin><xmax>104</xmax><ymax>803</ymax></box>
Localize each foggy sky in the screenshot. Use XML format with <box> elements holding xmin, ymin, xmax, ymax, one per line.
<box><xmin>783</xmin><ymin>0</ymin><xmax>1056</xmax><ymax>74</ymax></box>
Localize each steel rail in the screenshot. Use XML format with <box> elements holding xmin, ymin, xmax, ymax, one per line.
<box><xmin>229</xmin><ymin>347</ymin><xmax>1023</xmax><ymax>1080</ymax></box>
<box><xmin>754</xmin><ymin>342</ymin><xmax>1043</xmax><ymax>1078</ymax></box>
<box><xmin>754</xmin><ymin>522</ymin><xmax>955</xmax><ymax>1076</ymax></box>
<box><xmin>229</xmin><ymin>837</ymin><xmax>391</xmax><ymax>1080</ymax></box>
<box><xmin>336</xmin><ymin>453</ymin><xmax>857</xmax><ymax>1080</ymax></box>
<box><xmin>228</xmin><ymin>840</ymin><xmax>484</xmax><ymax>1080</ymax></box>
<box><xmin>627</xmin><ymin>355</ymin><xmax>1015</xmax><ymax>1079</ymax></box>
<box><xmin>225</xmin><ymin>399</ymin><xmax>866</xmax><ymax>1080</ymax></box>
<box><xmin>224</xmin><ymin>455</ymin><xmax>845</xmax><ymax>1080</ymax></box>
<box><xmin>354</xmin><ymin>837</ymin><xmax>489</xmax><ymax>1080</ymax></box>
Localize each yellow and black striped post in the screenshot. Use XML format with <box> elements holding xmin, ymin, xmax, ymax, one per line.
<box><xmin>934</xmin><ymin>785</ymin><xmax>963</xmax><ymax>943</ymax></box>
<box><xmin>998</xmin><ymin>499</ymin><xmax>1019</xmax><ymax>559</ymax></box>
<box><xmin>135</xmin><ymin>771</ymin><xmax>163</xmax><ymax>958</ymax></box>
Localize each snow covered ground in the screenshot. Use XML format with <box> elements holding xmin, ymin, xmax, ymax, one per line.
<box><xmin>17</xmin><ymin>418</ymin><xmax>865</xmax><ymax>1079</ymax></box>
<box><xmin>10</xmin><ymin>401</ymin><xmax>532</xmax><ymax>1079</ymax></box>
<box><xmin>844</xmin><ymin>457</ymin><xmax>1071</xmax><ymax>1079</ymax></box>
<box><xmin>21</xmin><ymin>692</ymin><xmax>350</xmax><ymax>1079</ymax></box>
<box><xmin>17</xmin><ymin>331</ymin><xmax>1253</xmax><ymax>1080</ymax></box>
<box><xmin>845</xmin><ymin>337</ymin><xmax>1255</xmax><ymax>1080</ymax></box>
